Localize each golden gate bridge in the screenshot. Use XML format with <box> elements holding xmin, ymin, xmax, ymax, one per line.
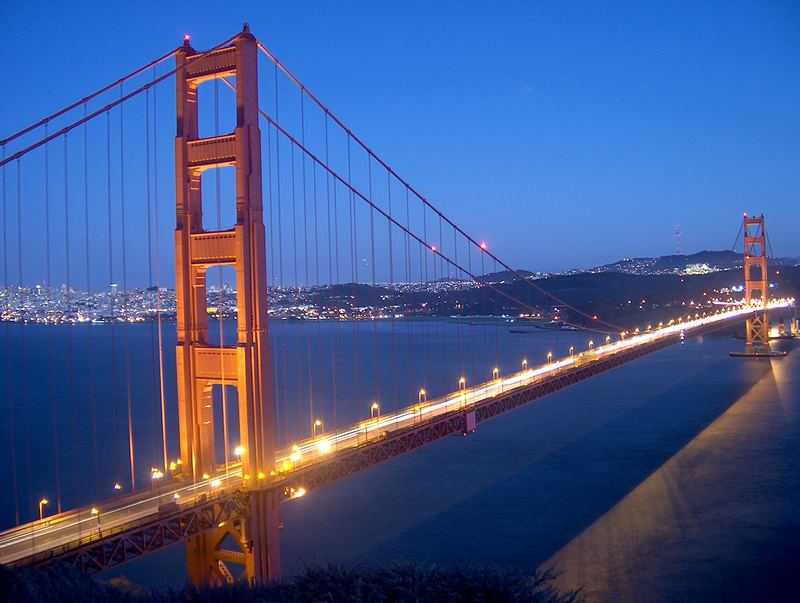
<box><xmin>0</xmin><ymin>26</ymin><xmax>794</xmax><ymax>584</ymax></box>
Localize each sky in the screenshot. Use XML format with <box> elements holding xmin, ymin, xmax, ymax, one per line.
<box><xmin>1</xmin><ymin>0</ymin><xmax>799</xmax><ymax>278</ymax></box>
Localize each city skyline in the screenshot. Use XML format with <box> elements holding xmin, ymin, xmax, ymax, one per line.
<box><xmin>1</xmin><ymin>6</ymin><xmax>799</xmax><ymax>598</ymax></box>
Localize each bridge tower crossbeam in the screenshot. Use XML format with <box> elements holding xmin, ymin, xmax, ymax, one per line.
<box><xmin>174</xmin><ymin>25</ymin><xmax>279</xmax><ymax>585</ymax></box>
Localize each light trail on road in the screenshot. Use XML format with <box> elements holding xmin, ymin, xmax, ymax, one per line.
<box><xmin>0</xmin><ymin>299</ymin><xmax>793</xmax><ymax>567</ymax></box>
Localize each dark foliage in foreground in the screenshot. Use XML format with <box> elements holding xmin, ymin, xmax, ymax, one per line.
<box><xmin>1</xmin><ymin>561</ymin><xmax>582</xmax><ymax>602</ymax></box>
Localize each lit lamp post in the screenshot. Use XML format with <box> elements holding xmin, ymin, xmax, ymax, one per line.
<box><xmin>38</xmin><ymin>498</ymin><xmax>48</xmax><ymax>521</ymax></box>
<box><xmin>313</xmin><ymin>419</ymin><xmax>323</xmax><ymax>437</ymax></box>
<box><xmin>605</xmin><ymin>335</ymin><xmax>611</xmax><ymax>345</ymax></box>
<box><xmin>458</xmin><ymin>377</ymin><xmax>466</xmax><ymax>407</ymax></box>
<box><xmin>370</xmin><ymin>402</ymin><xmax>380</xmax><ymax>420</ymax></box>
<box><xmin>113</xmin><ymin>482</ymin><xmax>122</xmax><ymax>496</ymax></box>
<box><xmin>522</xmin><ymin>359</ymin><xmax>528</xmax><ymax>371</ymax></box>
<box><xmin>546</xmin><ymin>351</ymin><xmax>553</xmax><ymax>363</ymax></box>
<box><xmin>151</xmin><ymin>468</ymin><xmax>164</xmax><ymax>505</ymax></box>
<box><xmin>588</xmin><ymin>340</ymin><xmax>594</xmax><ymax>352</ymax></box>
<box><xmin>234</xmin><ymin>446</ymin><xmax>245</xmax><ymax>463</ymax></box>
<box><xmin>418</xmin><ymin>389</ymin><xmax>426</xmax><ymax>405</ymax></box>
<box><xmin>569</xmin><ymin>345</ymin><xmax>574</xmax><ymax>357</ymax></box>
<box><xmin>91</xmin><ymin>507</ymin><xmax>100</xmax><ymax>533</ymax></box>
<box><xmin>492</xmin><ymin>367</ymin><xmax>499</xmax><ymax>380</ymax></box>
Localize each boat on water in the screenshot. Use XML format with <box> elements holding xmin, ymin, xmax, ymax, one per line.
<box><xmin>536</xmin><ymin>320</ymin><xmax>578</xmax><ymax>331</ymax></box>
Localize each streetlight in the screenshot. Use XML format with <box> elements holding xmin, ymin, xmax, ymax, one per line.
<box><xmin>605</xmin><ymin>335</ymin><xmax>611</xmax><ymax>345</ymax></box>
<box><xmin>91</xmin><ymin>507</ymin><xmax>100</xmax><ymax>532</ymax></box>
<box><xmin>569</xmin><ymin>345</ymin><xmax>574</xmax><ymax>357</ymax></box>
<box><xmin>313</xmin><ymin>419</ymin><xmax>323</xmax><ymax>437</ymax></box>
<box><xmin>492</xmin><ymin>367</ymin><xmax>499</xmax><ymax>380</ymax></box>
<box><xmin>38</xmin><ymin>498</ymin><xmax>48</xmax><ymax>521</ymax></box>
<box><xmin>234</xmin><ymin>445</ymin><xmax>245</xmax><ymax>461</ymax></box>
<box><xmin>522</xmin><ymin>359</ymin><xmax>528</xmax><ymax>371</ymax></box>
<box><xmin>418</xmin><ymin>389</ymin><xmax>427</xmax><ymax>404</ymax></box>
<box><xmin>113</xmin><ymin>482</ymin><xmax>122</xmax><ymax>495</ymax></box>
<box><xmin>370</xmin><ymin>402</ymin><xmax>380</xmax><ymax>420</ymax></box>
<box><xmin>588</xmin><ymin>340</ymin><xmax>594</xmax><ymax>351</ymax></box>
<box><xmin>151</xmin><ymin>468</ymin><xmax>164</xmax><ymax>504</ymax></box>
<box><xmin>458</xmin><ymin>377</ymin><xmax>466</xmax><ymax>391</ymax></box>
<box><xmin>546</xmin><ymin>351</ymin><xmax>553</xmax><ymax>363</ymax></box>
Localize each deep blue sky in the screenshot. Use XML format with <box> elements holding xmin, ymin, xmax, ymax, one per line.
<box><xmin>2</xmin><ymin>0</ymin><xmax>799</xmax><ymax>273</ymax></box>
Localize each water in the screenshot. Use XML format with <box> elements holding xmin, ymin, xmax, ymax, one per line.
<box><xmin>1</xmin><ymin>322</ymin><xmax>798</xmax><ymax>601</ymax></box>
<box><xmin>0</xmin><ymin>318</ymin><xmax>587</xmax><ymax>523</ymax></box>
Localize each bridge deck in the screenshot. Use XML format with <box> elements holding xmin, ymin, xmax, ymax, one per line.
<box><xmin>0</xmin><ymin>302</ymin><xmax>790</xmax><ymax>573</ymax></box>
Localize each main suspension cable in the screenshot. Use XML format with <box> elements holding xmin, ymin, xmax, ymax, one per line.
<box><xmin>219</xmin><ymin>77</ymin><xmax>610</xmax><ymax>333</ymax></box>
<box><xmin>0</xmin><ymin>48</ymin><xmax>178</xmax><ymax>147</ymax></box>
<box><xmin>1</xmin><ymin>34</ymin><xmax>239</xmax><ymax>168</ymax></box>
<box><xmin>255</xmin><ymin>40</ymin><xmax>622</xmax><ymax>332</ymax></box>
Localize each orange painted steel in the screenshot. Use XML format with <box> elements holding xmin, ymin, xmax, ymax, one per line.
<box><xmin>174</xmin><ymin>26</ymin><xmax>279</xmax><ymax>585</ymax></box>
<box><xmin>743</xmin><ymin>215</ymin><xmax>769</xmax><ymax>349</ymax></box>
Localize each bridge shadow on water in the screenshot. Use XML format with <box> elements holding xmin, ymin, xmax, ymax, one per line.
<box><xmin>104</xmin><ymin>336</ymin><xmax>799</xmax><ymax>598</ymax></box>
<box><xmin>280</xmin><ymin>336</ymin><xmax>800</xmax><ymax>602</ymax></box>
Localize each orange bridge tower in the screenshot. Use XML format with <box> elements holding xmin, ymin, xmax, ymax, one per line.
<box><xmin>174</xmin><ymin>26</ymin><xmax>279</xmax><ymax>584</ymax></box>
<box><xmin>743</xmin><ymin>214</ymin><xmax>769</xmax><ymax>350</ymax></box>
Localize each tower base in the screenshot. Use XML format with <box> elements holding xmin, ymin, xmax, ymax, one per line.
<box><xmin>730</xmin><ymin>347</ymin><xmax>786</xmax><ymax>358</ymax></box>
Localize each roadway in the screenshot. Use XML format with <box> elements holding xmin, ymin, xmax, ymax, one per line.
<box><xmin>0</xmin><ymin>299</ymin><xmax>793</xmax><ymax>567</ymax></box>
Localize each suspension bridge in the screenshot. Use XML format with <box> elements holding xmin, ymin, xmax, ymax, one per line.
<box><xmin>0</xmin><ymin>26</ymin><xmax>794</xmax><ymax>585</ymax></box>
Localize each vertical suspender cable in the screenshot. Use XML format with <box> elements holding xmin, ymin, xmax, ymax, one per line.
<box><xmin>300</xmin><ymin>92</ymin><xmax>315</xmax><ymax>433</ymax></box>
<box><xmin>404</xmin><ymin>185</ymin><xmax>414</xmax><ymax>398</ymax></box>
<box><xmin>83</xmin><ymin>104</ymin><xmax>100</xmax><ymax>499</ymax></box>
<box><xmin>422</xmin><ymin>204</ymin><xmax>430</xmax><ymax>392</ymax></box>
<box><xmin>325</xmin><ymin>114</ymin><xmax>338</xmax><ymax>428</ymax></box>
<box><xmin>17</xmin><ymin>159</ymin><xmax>33</xmax><ymax>523</ymax></box>
<box><xmin>119</xmin><ymin>86</ymin><xmax>136</xmax><ymax>490</ymax></box>
<box><xmin>106</xmin><ymin>110</ymin><xmax>121</xmax><ymax>488</ymax></box>
<box><xmin>347</xmin><ymin>136</ymin><xmax>361</xmax><ymax>410</ymax></box>
<box><xmin>215</xmin><ymin>78</ymin><xmax>230</xmax><ymax>475</ymax></box>
<box><xmin>368</xmin><ymin>157</ymin><xmax>380</xmax><ymax>407</ymax></box>
<box><xmin>64</xmin><ymin>134</ymin><xmax>77</xmax><ymax>509</ymax></box>
<box><xmin>290</xmin><ymin>143</ymin><xmax>305</xmax><ymax>434</ymax></box>
<box><xmin>468</xmin><ymin>242</ymin><xmax>476</xmax><ymax>379</ymax></box>
<box><xmin>481</xmin><ymin>248</ymin><xmax>488</xmax><ymax>375</ymax></box>
<box><xmin>144</xmin><ymin>88</ymin><xmax>160</xmax><ymax>471</ymax></box>
<box><xmin>274</xmin><ymin>63</ymin><xmax>289</xmax><ymax>446</ymax></box>
<box><xmin>2</xmin><ymin>145</ymin><xmax>21</xmax><ymax>525</ymax></box>
<box><xmin>312</xmin><ymin>159</ymin><xmax>323</xmax><ymax>427</ymax></box>
<box><xmin>437</xmin><ymin>214</ymin><xmax>447</xmax><ymax>386</ymax></box>
<box><xmin>454</xmin><ymin>224</ymin><xmax>464</xmax><ymax>380</ymax></box>
<box><xmin>387</xmin><ymin>172</ymin><xmax>397</xmax><ymax>411</ymax></box>
<box><xmin>153</xmin><ymin>68</ymin><xmax>168</xmax><ymax>473</ymax></box>
<box><xmin>45</xmin><ymin>125</ymin><xmax>63</xmax><ymax>514</ymax></box>
<box><xmin>266</xmin><ymin>121</ymin><xmax>282</xmax><ymax>445</ymax></box>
